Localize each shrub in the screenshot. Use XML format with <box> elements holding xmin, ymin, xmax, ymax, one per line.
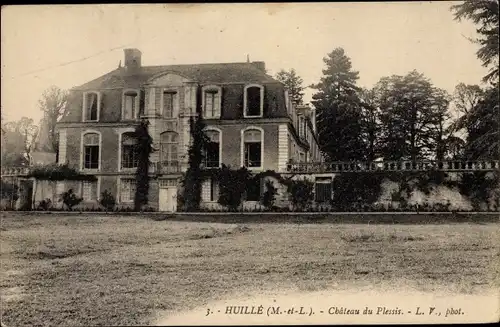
<box><xmin>99</xmin><ymin>189</ymin><xmax>116</xmax><ymax>212</ymax></box>
<box><xmin>36</xmin><ymin>198</ymin><xmax>53</xmax><ymax>211</ymax></box>
<box><xmin>60</xmin><ymin>189</ymin><xmax>82</xmax><ymax>211</ymax></box>
<box><xmin>330</xmin><ymin>173</ymin><xmax>384</xmax><ymax>211</ymax></box>
<box><xmin>260</xmin><ymin>180</ymin><xmax>277</xmax><ymax>209</ymax></box>
<box><xmin>288</xmin><ymin>178</ymin><xmax>314</xmax><ymax>210</ymax></box>
<box><xmin>217</xmin><ymin>165</ymin><xmax>252</xmax><ymax>211</ymax></box>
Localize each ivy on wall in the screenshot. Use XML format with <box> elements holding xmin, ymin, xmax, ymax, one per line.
<box><xmin>27</xmin><ymin>164</ymin><xmax>97</xmax><ymax>181</ymax></box>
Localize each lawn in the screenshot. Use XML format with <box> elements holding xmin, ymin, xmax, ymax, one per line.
<box><xmin>1</xmin><ymin>214</ymin><xmax>499</xmax><ymax>326</ymax></box>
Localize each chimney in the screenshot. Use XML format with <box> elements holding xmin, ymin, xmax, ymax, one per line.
<box><xmin>251</xmin><ymin>61</ymin><xmax>266</xmax><ymax>72</ymax></box>
<box><xmin>124</xmin><ymin>48</ymin><xmax>142</xmax><ymax>70</ymax></box>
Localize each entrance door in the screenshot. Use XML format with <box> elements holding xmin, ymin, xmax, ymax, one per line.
<box><xmin>159</xmin><ymin>187</ymin><xmax>177</xmax><ymax>212</ymax></box>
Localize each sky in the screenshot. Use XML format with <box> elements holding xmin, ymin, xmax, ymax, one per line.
<box><xmin>1</xmin><ymin>2</ymin><xmax>489</xmax><ymax>124</ymax></box>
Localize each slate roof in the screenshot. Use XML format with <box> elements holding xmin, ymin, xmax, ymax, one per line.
<box><xmin>73</xmin><ymin>62</ymin><xmax>281</xmax><ymax>91</ymax></box>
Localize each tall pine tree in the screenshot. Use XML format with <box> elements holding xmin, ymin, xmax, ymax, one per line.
<box><xmin>310</xmin><ymin>48</ymin><xmax>365</xmax><ymax>161</ymax></box>
<box><xmin>275</xmin><ymin>68</ymin><xmax>305</xmax><ymax>105</ymax></box>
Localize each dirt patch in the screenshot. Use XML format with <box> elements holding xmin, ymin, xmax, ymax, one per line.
<box><xmin>188</xmin><ymin>224</ymin><xmax>251</xmax><ymax>240</ymax></box>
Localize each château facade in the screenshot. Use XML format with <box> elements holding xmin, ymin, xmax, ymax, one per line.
<box><xmin>55</xmin><ymin>48</ymin><xmax>323</xmax><ymax>211</ymax></box>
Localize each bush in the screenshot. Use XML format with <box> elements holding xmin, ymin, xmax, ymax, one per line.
<box><xmin>260</xmin><ymin>180</ymin><xmax>277</xmax><ymax>209</ymax></box>
<box><xmin>288</xmin><ymin>178</ymin><xmax>314</xmax><ymax>210</ymax></box>
<box><xmin>36</xmin><ymin>198</ymin><xmax>53</xmax><ymax>211</ymax></box>
<box><xmin>217</xmin><ymin>165</ymin><xmax>252</xmax><ymax>211</ymax></box>
<box><xmin>330</xmin><ymin>173</ymin><xmax>384</xmax><ymax>211</ymax></box>
<box><xmin>99</xmin><ymin>189</ymin><xmax>116</xmax><ymax>212</ymax></box>
<box><xmin>60</xmin><ymin>189</ymin><xmax>82</xmax><ymax>211</ymax></box>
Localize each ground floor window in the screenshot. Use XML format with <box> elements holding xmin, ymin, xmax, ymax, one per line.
<box><xmin>81</xmin><ymin>180</ymin><xmax>98</xmax><ymax>201</ymax></box>
<box><xmin>201</xmin><ymin>178</ymin><xmax>219</xmax><ymax>202</ymax></box>
<box><xmin>120</xmin><ymin>179</ymin><xmax>136</xmax><ymax>203</ymax></box>
<box><xmin>315</xmin><ymin>177</ymin><xmax>332</xmax><ymax>203</ymax></box>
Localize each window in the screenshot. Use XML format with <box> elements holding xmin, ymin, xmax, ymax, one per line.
<box><xmin>123</xmin><ymin>90</ymin><xmax>139</xmax><ymax>120</ymax></box>
<box><xmin>204</xmin><ymin>129</ymin><xmax>220</xmax><ymax>168</ymax></box>
<box><xmin>315</xmin><ymin>178</ymin><xmax>332</xmax><ymax>203</ymax></box>
<box><xmin>203</xmin><ymin>86</ymin><xmax>221</xmax><ymax>118</ymax></box>
<box><xmin>242</xmin><ymin>128</ymin><xmax>263</xmax><ymax>168</ymax></box>
<box><xmin>82</xmin><ymin>132</ymin><xmax>100</xmax><ymax>170</ymax></box>
<box><xmin>160</xmin><ymin>132</ymin><xmax>179</xmax><ymax>172</ymax></box>
<box><xmin>121</xmin><ymin>132</ymin><xmax>138</xmax><ymax>169</ymax></box>
<box><xmin>83</xmin><ymin>92</ymin><xmax>99</xmax><ymax>121</ymax></box>
<box><xmin>120</xmin><ymin>179</ymin><xmax>136</xmax><ymax>203</ymax></box>
<box><xmin>82</xmin><ymin>180</ymin><xmax>97</xmax><ymax>201</ymax></box>
<box><xmin>162</xmin><ymin>91</ymin><xmax>177</xmax><ymax>118</ymax></box>
<box><xmin>244</xmin><ymin>85</ymin><xmax>264</xmax><ymax>117</ymax></box>
<box><xmin>201</xmin><ymin>178</ymin><xmax>219</xmax><ymax>202</ymax></box>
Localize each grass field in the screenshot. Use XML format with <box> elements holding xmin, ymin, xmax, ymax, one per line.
<box><xmin>1</xmin><ymin>214</ymin><xmax>499</xmax><ymax>326</ymax></box>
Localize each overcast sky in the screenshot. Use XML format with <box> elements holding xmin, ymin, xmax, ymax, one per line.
<box><xmin>1</xmin><ymin>2</ymin><xmax>489</xmax><ymax>123</ymax></box>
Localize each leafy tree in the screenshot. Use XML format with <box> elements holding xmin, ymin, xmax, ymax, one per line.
<box><xmin>459</xmin><ymin>85</ymin><xmax>499</xmax><ymax>159</ymax></box>
<box><xmin>275</xmin><ymin>68</ymin><xmax>305</xmax><ymax>105</ymax></box>
<box><xmin>181</xmin><ymin>116</ymin><xmax>210</xmax><ymax>211</ymax></box>
<box><xmin>1</xmin><ymin>117</ymin><xmax>38</xmax><ymax>166</ymax></box>
<box><xmin>373</xmin><ymin>71</ymin><xmax>450</xmax><ymax>161</ymax></box>
<box><xmin>311</xmin><ymin>48</ymin><xmax>365</xmax><ymax>161</ymax></box>
<box><xmin>38</xmin><ymin>86</ymin><xmax>68</xmax><ymax>153</ymax></box>
<box><xmin>134</xmin><ymin>119</ymin><xmax>154</xmax><ymax>211</ymax></box>
<box><xmin>1</xmin><ymin>121</ymin><xmax>27</xmax><ymax>166</ymax></box>
<box><xmin>359</xmin><ymin>87</ymin><xmax>380</xmax><ymax>161</ymax></box>
<box><xmin>451</xmin><ymin>0</ymin><xmax>499</xmax><ymax>83</ymax></box>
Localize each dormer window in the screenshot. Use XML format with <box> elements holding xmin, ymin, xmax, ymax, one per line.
<box><xmin>244</xmin><ymin>84</ymin><xmax>264</xmax><ymax>118</ymax></box>
<box><xmin>122</xmin><ymin>90</ymin><xmax>140</xmax><ymax>120</ymax></box>
<box><xmin>202</xmin><ymin>85</ymin><xmax>222</xmax><ymax>119</ymax></box>
<box><xmin>83</xmin><ymin>92</ymin><xmax>100</xmax><ymax>122</ymax></box>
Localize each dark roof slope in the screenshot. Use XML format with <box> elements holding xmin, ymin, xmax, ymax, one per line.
<box><xmin>73</xmin><ymin>62</ymin><xmax>281</xmax><ymax>90</ymax></box>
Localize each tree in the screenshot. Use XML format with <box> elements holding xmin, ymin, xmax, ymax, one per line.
<box><xmin>275</xmin><ymin>68</ymin><xmax>305</xmax><ymax>105</ymax></box>
<box><xmin>311</xmin><ymin>48</ymin><xmax>365</xmax><ymax>161</ymax></box>
<box><xmin>181</xmin><ymin>116</ymin><xmax>210</xmax><ymax>211</ymax></box>
<box><xmin>359</xmin><ymin>88</ymin><xmax>380</xmax><ymax>161</ymax></box>
<box><xmin>374</xmin><ymin>71</ymin><xmax>450</xmax><ymax>161</ymax></box>
<box><xmin>461</xmin><ymin>85</ymin><xmax>499</xmax><ymax>159</ymax></box>
<box><xmin>1</xmin><ymin>117</ymin><xmax>38</xmax><ymax>166</ymax></box>
<box><xmin>38</xmin><ymin>86</ymin><xmax>68</xmax><ymax>153</ymax></box>
<box><xmin>17</xmin><ymin>117</ymin><xmax>39</xmax><ymax>162</ymax></box>
<box><xmin>134</xmin><ymin>119</ymin><xmax>154</xmax><ymax>211</ymax></box>
<box><xmin>451</xmin><ymin>0</ymin><xmax>499</xmax><ymax>83</ymax></box>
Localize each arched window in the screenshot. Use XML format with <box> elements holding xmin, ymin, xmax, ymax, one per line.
<box><xmin>244</xmin><ymin>84</ymin><xmax>264</xmax><ymax>117</ymax></box>
<box><xmin>82</xmin><ymin>132</ymin><xmax>100</xmax><ymax>170</ymax></box>
<box><xmin>121</xmin><ymin>132</ymin><xmax>138</xmax><ymax>169</ymax></box>
<box><xmin>83</xmin><ymin>92</ymin><xmax>99</xmax><ymax>121</ymax></box>
<box><xmin>204</xmin><ymin>129</ymin><xmax>221</xmax><ymax>168</ymax></box>
<box><xmin>242</xmin><ymin>128</ymin><xmax>263</xmax><ymax>168</ymax></box>
<box><xmin>160</xmin><ymin>131</ymin><xmax>179</xmax><ymax>173</ymax></box>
